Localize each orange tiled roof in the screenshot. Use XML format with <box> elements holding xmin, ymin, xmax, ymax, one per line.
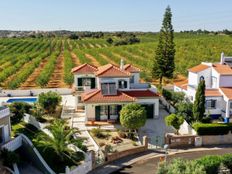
<box><xmin>95</xmin><ymin>64</ymin><xmax>131</xmax><ymax>77</ymax></box>
<box><xmin>188</xmin><ymin>64</ymin><xmax>209</xmax><ymax>73</ymax></box>
<box><xmin>81</xmin><ymin>89</ymin><xmax>135</xmax><ymax>103</ymax></box>
<box><xmin>71</xmin><ymin>63</ymin><xmax>98</xmax><ymax>74</ymax></box>
<box><xmin>124</xmin><ymin>64</ymin><xmax>140</xmax><ymax>73</ymax></box>
<box><xmin>205</xmin><ymin>89</ymin><xmax>222</xmax><ymax>97</ymax></box>
<box><xmin>123</xmin><ymin>90</ymin><xmax>159</xmax><ymax>98</ymax></box>
<box><xmin>213</xmin><ymin>64</ymin><xmax>232</xmax><ymax>75</ymax></box>
<box><xmin>220</xmin><ymin>87</ymin><xmax>232</xmax><ymax>99</ymax></box>
<box><xmin>174</xmin><ymin>79</ymin><xmax>188</xmax><ymax>90</ymax></box>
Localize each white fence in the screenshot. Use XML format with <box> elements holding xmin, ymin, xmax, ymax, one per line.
<box><xmin>65</xmin><ymin>152</ymin><xmax>93</xmax><ymax>174</ymax></box>
<box><xmin>2</xmin><ymin>134</ymin><xmax>56</xmax><ymax>174</ymax></box>
<box><xmin>0</xmin><ymin>107</ymin><xmax>10</xmax><ymax>119</ymax></box>
<box><xmin>179</xmin><ymin>120</ymin><xmax>197</xmax><ymax>135</ymax></box>
<box><xmin>0</xmin><ymin>88</ymin><xmax>72</xmax><ymax>97</ymax></box>
<box><xmin>160</xmin><ymin>96</ymin><xmax>176</xmax><ymax>113</ymax></box>
<box><xmin>2</xmin><ymin>135</ymin><xmax>22</xmax><ymax>151</ymax></box>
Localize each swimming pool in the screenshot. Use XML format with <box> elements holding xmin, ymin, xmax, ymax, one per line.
<box><xmin>6</xmin><ymin>98</ymin><xmax>37</xmax><ymax>103</ymax></box>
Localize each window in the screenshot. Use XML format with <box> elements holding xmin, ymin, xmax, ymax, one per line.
<box><xmin>200</xmin><ymin>76</ymin><xmax>205</xmax><ymax>81</ymax></box>
<box><xmin>110</xmin><ymin>105</ymin><xmax>117</xmax><ymax>115</ymax></box>
<box><xmin>82</xmin><ymin>78</ymin><xmax>91</xmax><ymax>86</ymax></box>
<box><xmin>230</xmin><ymin>102</ymin><xmax>232</xmax><ymax>109</ymax></box>
<box><xmin>206</xmin><ymin>100</ymin><xmax>216</xmax><ymax>109</ymax></box>
<box><xmin>100</xmin><ymin>106</ymin><xmax>108</xmax><ymax>116</ymax></box>
<box><xmin>130</xmin><ymin>75</ymin><xmax>135</xmax><ymax>83</ymax></box>
<box><xmin>101</xmin><ymin>83</ymin><xmax>117</xmax><ymax>95</ymax></box>
<box><xmin>118</xmin><ymin>80</ymin><xmax>128</xmax><ymax>89</ymax></box>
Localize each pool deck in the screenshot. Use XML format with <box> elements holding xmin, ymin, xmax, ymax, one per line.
<box><xmin>0</xmin><ymin>95</ymin><xmax>76</xmax><ymax>107</ymax></box>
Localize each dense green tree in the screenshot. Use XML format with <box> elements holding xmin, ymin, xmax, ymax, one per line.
<box><xmin>193</xmin><ymin>79</ymin><xmax>206</xmax><ymax>122</ymax></box>
<box><xmin>38</xmin><ymin>91</ymin><xmax>62</xmax><ymax>114</ymax></box>
<box><xmin>176</xmin><ymin>101</ymin><xmax>194</xmax><ymax>123</ymax></box>
<box><xmin>165</xmin><ymin>114</ymin><xmax>184</xmax><ymax>134</ymax></box>
<box><xmin>152</xmin><ymin>6</ymin><xmax>175</xmax><ymax>85</ymax></box>
<box><xmin>120</xmin><ymin>103</ymin><xmax>146</xmax><ymax>130</ymax></box>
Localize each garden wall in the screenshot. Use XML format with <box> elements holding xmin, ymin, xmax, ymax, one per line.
<box><xmin>105</xmin><ymin>136</ymin><xmax>148</xmax><ymax>163</ymax></box>
<box><xmin>165</xmin><ymin>133</ymin><xmax>197</xmax><ymax>148</ymax></box>
<box><xmin>201</xmin><ymin>132</ymin><xmax>232</xmax><ymax>145</ymax></box>
<box><xmin>0</xmin><ymin>88</ymin><xmax>72</xmax><ymax>97</ymax></box>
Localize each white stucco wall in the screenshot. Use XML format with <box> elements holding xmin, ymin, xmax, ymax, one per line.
<box><xmin>211</xmin><ymin>68</ymin><xmax>220</xmax><ymax>88</ymax></box>
<box><xmin>131</xmin><ymin>72</ymin><xmax>140</xmax><ymax>84</ymax></box>
<box><xmin>188</xmin><ymin>68</ymin><xmax>211</xmax><ymax>88</ymax></box>
<box><xmin>136</xmin><ymin>98</ymin><xmax>159</xmax><ymax>116</ymax></box>
<box><xmin>205</xmin><ymin>96</ymin><xmax>224</xmax><ymax>115</ymax></box>
<box><xmin>74</xmin><ymin>74</ymin><xmax>96</xmax><ymax>87</ymax></box>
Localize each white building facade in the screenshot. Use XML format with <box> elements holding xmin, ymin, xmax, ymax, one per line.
<box><xmin>174</xmin><ymin>53</ymin><xmax>232</xmax><ymax>123</ymax></box>
<box><xmin>72</xmin><ymin>60</ymin><xmax>159</xmax><ymax>122</ymax></box>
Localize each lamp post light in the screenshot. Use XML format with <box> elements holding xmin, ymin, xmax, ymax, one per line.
<box><xmin>163</xmin><ymin>144</ymin><xmax>169</xmax><ymax>162</ymax></box>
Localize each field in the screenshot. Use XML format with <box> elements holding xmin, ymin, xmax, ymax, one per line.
<box><xmin>0</xmin><ymin>33</ymin><xmax>232</xmax><ymax>89</ymax></box>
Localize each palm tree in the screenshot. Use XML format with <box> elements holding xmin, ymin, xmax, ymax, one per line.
<box><xmin>37</xmin><ymin>119</ymin><xmax>86</xmax><ymax>163</ymax></box>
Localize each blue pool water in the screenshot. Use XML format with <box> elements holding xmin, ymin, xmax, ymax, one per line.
<box><xmin>7</xmin><ymin>98</ymin><xmax>37</xmax><ymax>103</ymax></box>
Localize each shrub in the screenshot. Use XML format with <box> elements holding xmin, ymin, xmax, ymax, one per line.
<box><xmin>0</xmin><ymin>148</ymin><xmax>20</xmax><ymax>167</ymax></box>
<box><xmin>120</xmin><ymin>103</ymin><xmax>146</xmax><ymax>130</ymax></box>
<box><xmin>118</xmin><ymin>130</ymin><xmax>127</xmax><ymax>138</ymax></box>
<box><xmin>38</xmin><ymin>91</ymin><xmax>62</xmax><ymax>114</ymax></box>
<box><xmin>221</xmin><ymin>154</ymin><xmax>232</xmax><ymax>172</ymax></box>
<box><xmin>165</xmin><ymin>114</ymin><xmax>184</xmax><ymax>134</ymax></box>
<box><xmin>192</xmin><ymin>122</ymin><xmax>232</xmax><ymax>135</ymax></box>
<box><xmin>162</xmin><ymin>89</ymin><xmax>185</xmax><ymax>106</ymax></box>
<box><xmin>196</xmin><ymin>155</ymin><xmax>222</xmax><ymax>174</ymax></box>
<box><xmin>91</xmin><ymin>128</ymin><xmax>106</xmax><ymax>139</ymax></box>
<box><xmin>9</xmin><ymin>102</ymin><xmax>32</xmax><ymax>124</ymax></box>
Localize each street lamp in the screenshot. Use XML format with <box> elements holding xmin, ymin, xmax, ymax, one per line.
<box><xmin>164</xmin><ymin>144</ymin><xmax>169</xmax><ymax>162</ymax></box>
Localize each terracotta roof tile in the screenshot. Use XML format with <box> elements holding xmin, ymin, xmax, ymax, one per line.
<box><xmin>213</xmin><ymin>63</ymin><xmax>232</xmax><ymax>75</ymax></box>
<box><xmin>220</xmin><ymin>87</ymin><xmax>232</xmax><ymax>99</ymax></box>
<box><xmin>123</xmin><ymin>90</ymin><xmax>159</xmax><ymax>98</ymax></box>
<box><xmin>205</xmin><ymin>89</ymin><xmax>222</xmax><ymax>97</ymax></box>
<box><xmin>71</xmin><ymin>63</ymin><xmax>98</xmax><ymax>74</ymax></box>
<box><xmin>174</xmin><ymin>79</ymin><xmax>188</xmax><ymax>90</ymax></box>
<box><xmin>124</xmin><ymin>64</ymin><xmax>140</xmax><ymax>73</ymax></box>
<box><xmin>188</xmin><ymin>64</ymin><xmax>210</xmax><ymax>73</ymax></box>
<box><xmin>95</xmin><ymin>64</ymin><xmax>131</xmax><ymax>77</ymax></box>
<box><xmin>81</xmin><ymin>89</ymin><xmax>135</xmax><ymax>103</ymax></box>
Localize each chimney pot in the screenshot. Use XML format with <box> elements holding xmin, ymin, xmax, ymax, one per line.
<box><xmin>220</xmin><ymin>52</ymin><xmax>225</xmax><ymax>64</ymax></box>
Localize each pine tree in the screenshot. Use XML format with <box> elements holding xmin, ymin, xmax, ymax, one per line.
<box><xmin>193</xmin><ymin>79</ymin><xmax>206</xmax><ymax>121</ymax></box>
<box><xmin>152</xmin><ymin>6</ymin><xmax>175</xmax><ymax>85</ymax></box>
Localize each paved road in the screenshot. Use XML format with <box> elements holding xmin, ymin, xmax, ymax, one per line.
<box><xmin>113</xmin><ymin>147</ymin><xmax>232</xmax><ymax>174</ymax></box>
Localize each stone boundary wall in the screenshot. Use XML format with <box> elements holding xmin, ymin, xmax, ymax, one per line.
<box><xmin>105</xmin><ymin>136</ymin><xmax>148</xmax><ymax>163</ymax></box>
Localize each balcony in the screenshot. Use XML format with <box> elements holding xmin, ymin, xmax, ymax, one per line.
<box><xmin>0</xmin><ymin>106</ymin><xmax>10</xmax><ymax>119</ymax></box>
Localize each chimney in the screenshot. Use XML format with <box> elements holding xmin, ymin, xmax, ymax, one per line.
<box><xmin>220</xmin><ymin>52</ymin><xmax>225</xmax><ymax>64</ymax></box>
<box><xmin>120</xmin><ymin>59</ymin><xmax>124</xmax><ymax>70</ymax></box>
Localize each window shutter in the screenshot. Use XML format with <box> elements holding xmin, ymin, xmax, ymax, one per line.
<box><xmin>78</xmin><ymin>78</ymin><xmax>83</xmax><ymax>86</ymax></box>
<box><xmin>95</xmin><ymin>106</ymin><xmax>100</xmax><ymax>121</ymax></box>
<box><xmin>124</xmin><ymin>81</ymin><xmax>128</xmax><ymax>88</ymax></box>
<box><xmin>91</xmin><ymin>78</ymin><xmax>96</xmax><ymax>89</ymax></box>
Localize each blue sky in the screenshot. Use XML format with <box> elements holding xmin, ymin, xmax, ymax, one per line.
<box><xmin>0</xmin><ymin>0</ymin><xmax>232</xmax><ymax>31</ymax></box>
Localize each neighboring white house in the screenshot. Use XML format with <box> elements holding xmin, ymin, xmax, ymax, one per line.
<box><xmin>174</xmin><ymin>53</ymin><xmax>232</xmax><ymax>122</ymax></box>
<box><xmin>0</xmin><ymin>106</ymin><xmax>11</xmax><ymax>145</ymax></box>
<box><xmin>71</xmin><ymin>60</ymin><xmax>159</xmax><ymax>122</ymax></box>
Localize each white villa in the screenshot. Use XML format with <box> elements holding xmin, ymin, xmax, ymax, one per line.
<box><xmin>174</xmin><ymin>53</ymin><xmax>232</xmax><ymax>122</ymax></box>
<box><xmin>71</xmin><ymin>60</ymin><xmax>159</xmax><ymax>122</ymax></box>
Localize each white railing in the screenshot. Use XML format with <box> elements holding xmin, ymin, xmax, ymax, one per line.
<box><xmin>2</xmin><ymin>135</ymin><xmax>22</xmax><ymax>151</ymax></box>
<box><xmin>0</xmin><ymin>107</ymin><xmax>10</xmax><ymax>119</ymax></box>
<box><xmin>65</xmin><ymin>152</ymin><xmax>92</xmax><ymax>174</ymax></box>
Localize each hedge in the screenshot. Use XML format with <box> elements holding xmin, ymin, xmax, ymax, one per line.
<box><xmin>192</xmin><ymin>122</ymin><xmax>232</xmax><ymax>135</ymax></box>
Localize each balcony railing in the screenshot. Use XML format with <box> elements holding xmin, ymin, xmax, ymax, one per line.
<box><xmin>0</xmin><ymin>107</ymin><xmax>10</xmax><ymax>119</ymax></box>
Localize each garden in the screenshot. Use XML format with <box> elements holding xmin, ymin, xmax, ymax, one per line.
<box><xmin>8</xmin><ymin>91</ymin><xmax>87</xmax><ymax>173</ymax></box>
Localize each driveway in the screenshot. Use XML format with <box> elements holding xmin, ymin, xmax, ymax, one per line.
<box><xmin>138</xmin><ymin>104</ymin><xmax>175</xmax><ymax>147</ymax></box>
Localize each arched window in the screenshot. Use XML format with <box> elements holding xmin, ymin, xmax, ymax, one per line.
<box><xmin>200</xmin><ymin>76</ymin><xmax>205</xmax><ymax>81</ymax></box>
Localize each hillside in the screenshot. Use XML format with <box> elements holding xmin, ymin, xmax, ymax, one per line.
<box><xmin>0</xmin><ymin>33</ymin><xmax>232</xmax><ymax>89</ymax></box>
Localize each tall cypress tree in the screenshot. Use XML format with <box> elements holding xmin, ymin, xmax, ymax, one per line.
<box><xmin>193</xmin><ymin>79</ymin><xmax>206</xmax><ymax>121</ymax></box>
<box><xmin>152</xmin><ymin>6</ymin><xmax>175</xmax><ymax>85</ymax></box>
